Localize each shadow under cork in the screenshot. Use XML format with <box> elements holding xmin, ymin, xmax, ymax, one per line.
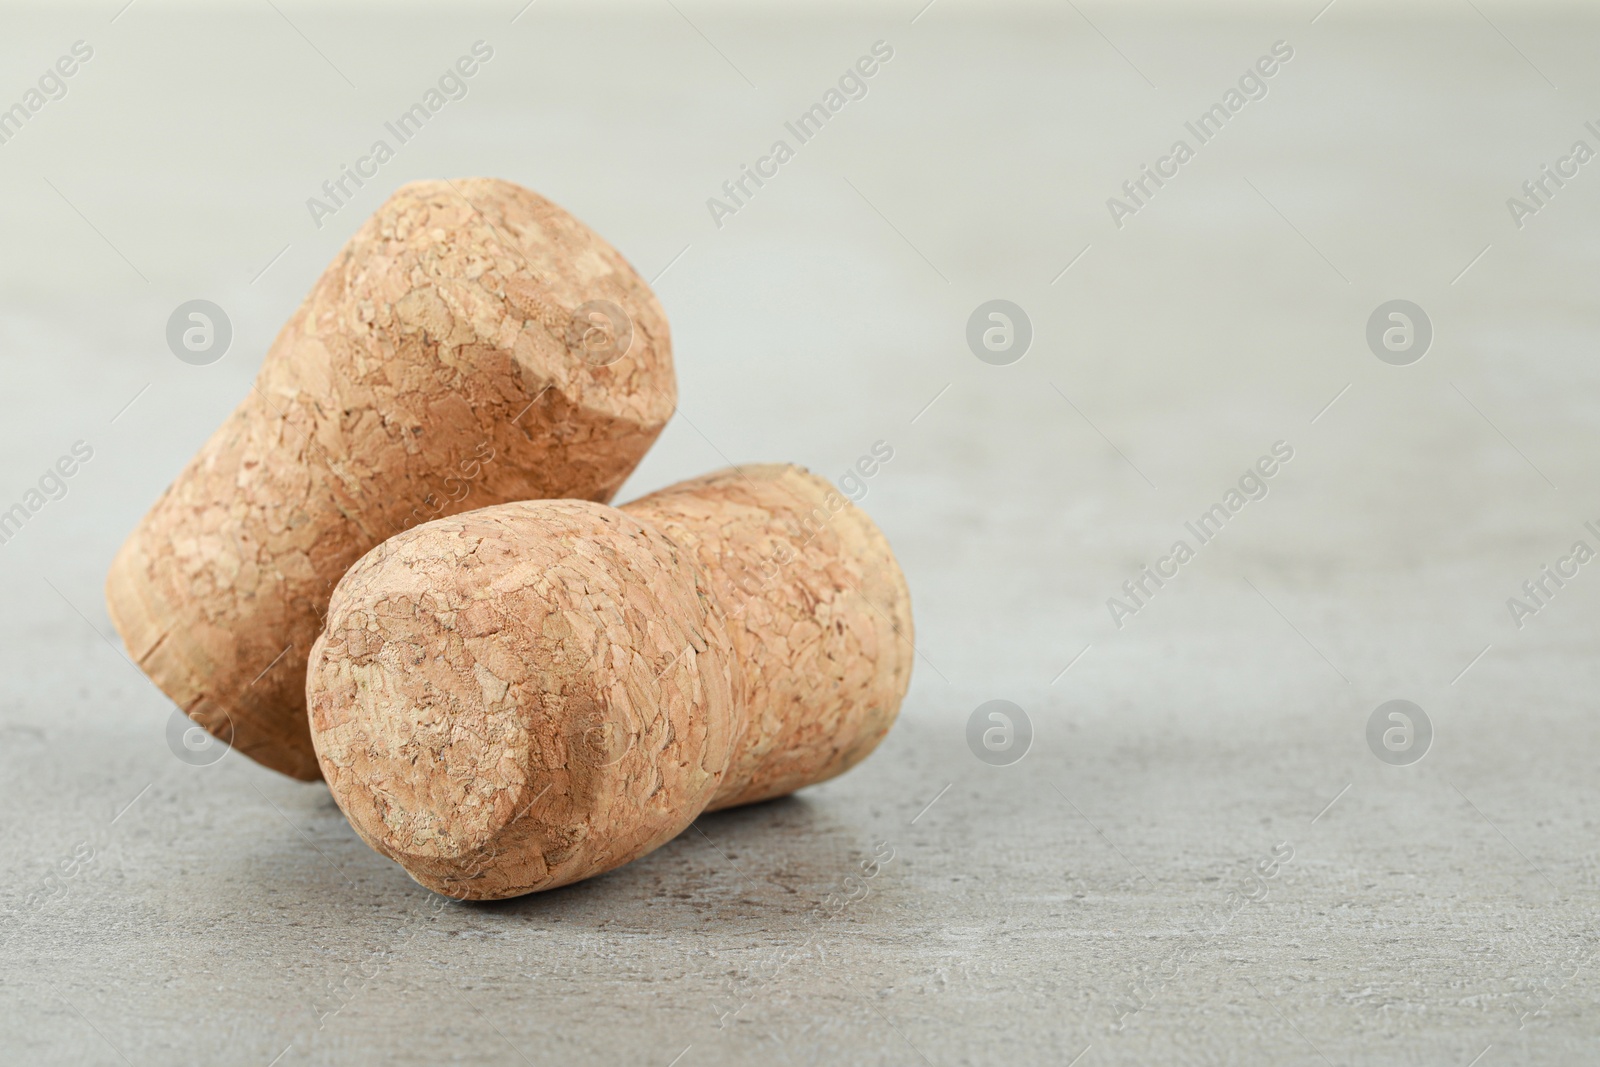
<box><xmin>456</xmin><ymin>792</ymin><xmax>883</xmax><ymax>929</ymax></box>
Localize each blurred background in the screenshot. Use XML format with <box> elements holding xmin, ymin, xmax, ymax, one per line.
<box><xmin>3</xmin><ymin>1</ymin><xmax>1600</xmax><ymax>1063</ymax></box>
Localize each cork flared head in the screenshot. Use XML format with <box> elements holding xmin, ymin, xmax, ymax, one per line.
<box><xmin>307</xmin><ymin>500</ymin><xmax>742</xmax><ymax>899</ymax></box>
<box><xmin>289</xmin><ymin>176</ymin><xmax>678</xmax><ymax>487</ymax></box>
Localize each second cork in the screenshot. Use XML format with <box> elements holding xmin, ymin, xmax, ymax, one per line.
<box><xmin>307</xmin><ymin>464</ymin><xmax>914</xmax><ymax>900</ymax></box>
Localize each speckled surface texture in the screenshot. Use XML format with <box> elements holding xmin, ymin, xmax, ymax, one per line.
<box><xmin>623</xmin><ymin>464</ymin><xmax>914</xmax><ymax>811</ymax></box>
<box><xmin>309</xmin><ymin>465</ymin><xmax>911</xmax><ymax>899</ymax></box>
<box><xmin>309</xmin><ymin>498</ymin><xmax>743</xmax><ymax>900</ymax></box>
<box><xmin>106</xmin><ymin>178</ymin><xmax>674</xmax><ymax>780</ymax></box>
<box><xmin>6</xmin><ymin>4</ymin><xmax>1600</xmax><ymax>1065</ymax></box>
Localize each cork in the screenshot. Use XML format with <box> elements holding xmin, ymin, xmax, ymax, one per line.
<box><xmin>621</xmin><ymin>464</ymin><xmax>914</xmax><ymax>810</ymax></box>
<box><xmin>307</xmin><ymin>501</ymin><xmax>742</xmax><ymax>900</ymax></box>
<box><xmin>306</xmin><ymin>464</ymin><xmax>913</xmax><ymax>899</ymax></box>
<box><xmin>105</xmin><ymin>178</ymin><xmax>675</xmax><ymax>781</ymax></box>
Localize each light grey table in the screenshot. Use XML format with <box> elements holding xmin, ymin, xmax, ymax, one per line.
<box><xmin>3</xmin><ymin>3</ymin><xmax>1599</xmax><ymax>1064</ymax></box>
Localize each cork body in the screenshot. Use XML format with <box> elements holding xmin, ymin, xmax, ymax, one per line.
<box><xmin>621</xmin><ymin>464</ymin><xmax>914</xmax><ymax>810</ymax></box>
<box><xmin>307</xmin><ymin>464</ymin><xmax>913</xmax><ymax>899</ymax></box>
<box><xmin>105</xmin><ymin>178</ymin><xmax>674</xmax><ymax>780</ymax></box>
<box><xmin>307</xmin><ymin>501</ymin><xmax>741</xmax><ymax>899</ymax></box>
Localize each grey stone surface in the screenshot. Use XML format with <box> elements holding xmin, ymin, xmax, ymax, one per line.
<box><xmin>3</xmin><ymin>3</ymin><xmax>1600</xmax><ymax>1064</ymax></box>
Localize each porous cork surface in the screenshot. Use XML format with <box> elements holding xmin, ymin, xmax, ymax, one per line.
<box><xmin>105</xmin><ymin>178</ymin><xmax>674</xmax><ymax>781</ymax></box>
<box><xmin>306</xmin><ymin>501</ymin><xmax>741</xmax><ymax>900</ymax></box>
<box><xmin>307</xmin><ymin>464</ymin><xmax>913</xmax><ymax>899</ymax></box>
<box><xmin>623</xmin><ymin>464</ymin><xmax>914</xmax><ymax>810</ymax></box>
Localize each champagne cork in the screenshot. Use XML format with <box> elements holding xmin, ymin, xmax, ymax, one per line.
<box><xmin>307</xmin><ymin>464</ymin><xmax>913</xmax><ymax>899</ymax></box>
<box><xmin>622</xmin><ymin>464</ymin><xmax>913</xmax><ymax>810</ymax></box>
<box><xmin>106</xmin><ymin>178</ymin><xmax>675</xmax><ymax>781</ymax></box>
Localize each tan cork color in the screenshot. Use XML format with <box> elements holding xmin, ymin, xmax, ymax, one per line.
<box><xmin>105</xmin><ymin>178</ymin><xmax>675</xmax><ymax>781</ymax></box>
<box><xmin>307</xmin><ymin>464</ymin><xmax>914</xmax><ymax>900</ymax></box>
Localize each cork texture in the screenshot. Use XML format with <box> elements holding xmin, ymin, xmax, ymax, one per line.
<box><xmin>306</xmin><ymin>464</ymin><xmax>913</xmax><ymax>899</ymax></box>
<box><xmin>306</xmin><ymin>501</ymin><xmax>741</xmax><ymax>900</ymax></box>
<box><xmin>105</xmin><ymin>178</ymin><xmax>675</xmax><ymax>781</ymax></box>
<box><xmin>622</xmin><ymin>464</ymin><xmax>914</xmax><ymax>810</ymax></box>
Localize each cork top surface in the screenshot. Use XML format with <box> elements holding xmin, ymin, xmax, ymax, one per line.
<box><xmin>281</xmin><ymin>177</ymin><xmax>675</xmax><ymax>432</ymax></box>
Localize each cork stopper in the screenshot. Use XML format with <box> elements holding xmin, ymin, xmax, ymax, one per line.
<box><xmin>105</xmin><ymin>178</ymin><xmax>675</xmax><ymax>780</ymax></box>
<box><xmin>622</xmin><ymin>464</ymin><xmax>914</xmax><ymax>809</ymax></box>
<box><xmin>306</xmin><ymin>464</ymin><xmax>913</xmax><ymax>899</ymax></box>
<box><xmin>307</xmin><ymin>501</ymin><xmax>741</xmax><ymax>899</ymax></box>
